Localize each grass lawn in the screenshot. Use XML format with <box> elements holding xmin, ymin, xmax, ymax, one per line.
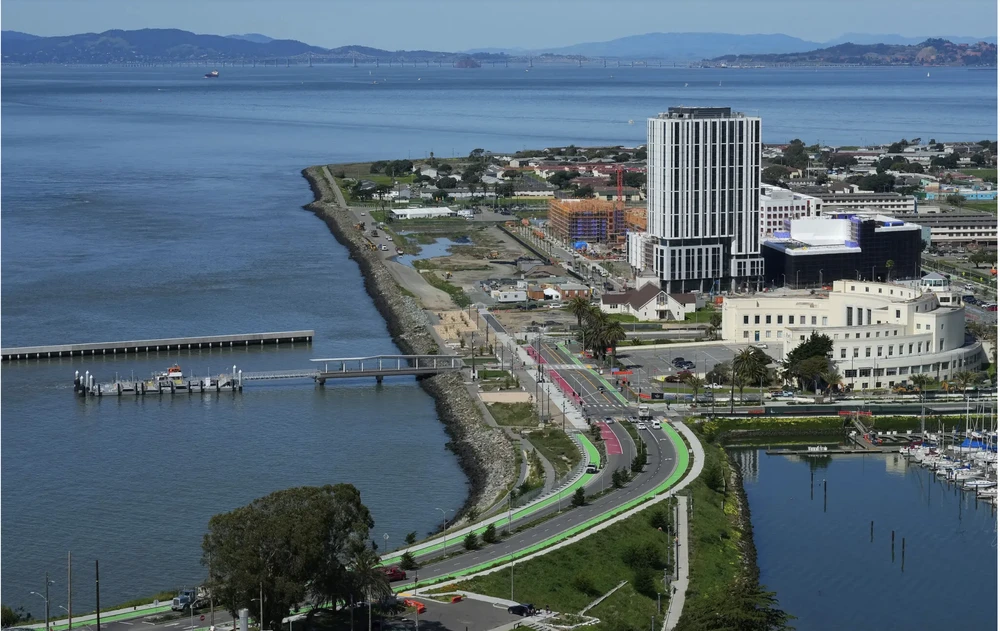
<box><xmin>674</xmin><ymin>436</ymin><xmax>743</xmax><ymax>629</ymax></box>
<box><xmin>684</xmin><ymin>307</ymin><xmax>718</xmax><ymax>324</ymax></box>
<box><xmin>963</xmin><ymin>200</ymin><xmax>998</xmax><ymax>214</ymax></box>
<box><xmin>526</xmin><ymin>428</ymin><xmax>581</xmax><ymax>478</ymax></box>
<box><xmin>487</xmin><ymin>402</ymin><xmax>537</xmax><ymax>426</ymax></box>
<box><xmin>366</xmin><ymin>173</ymin><xmax>416</xmax><ymax>186</ymax></box>
<box><xmin>606</xmin><ymin>313</ymin><xmax>639</xmax><ymax>323</ymax></box>
<box><xmin>959</xmin><ymin>168</ymin><xmax>998</xmax><ymax>183</ymax></box>
<box><xmin>456</xmin><ymin>501</ymin><xmax>673</xmax><ymax>630</ymax></box>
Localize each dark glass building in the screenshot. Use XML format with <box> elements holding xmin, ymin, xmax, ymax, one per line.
<box><xmin>762</xmin><ymin>213</ymin><xmax>923</xmax><ymax>289</ymax></box>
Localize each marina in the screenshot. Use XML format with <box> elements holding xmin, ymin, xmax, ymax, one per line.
<box><xmin>1</xmin><ymin>330</ymin><xmax>315</xmax><ymax>361</ymax></box>
<box><xmin>72</xmin><ymin>354</ymin><xmax>466</xmax><ymax>396</ymax></box>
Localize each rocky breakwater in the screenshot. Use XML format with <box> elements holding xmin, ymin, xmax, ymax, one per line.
<box><xmin>301</xmin><ymin>166</ymin><xmax>515</xmax><ymax>517</ymax></box>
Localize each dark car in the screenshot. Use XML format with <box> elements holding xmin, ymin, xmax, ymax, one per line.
<box><xmin>383</xmin><ymin>566</ymin><xmax>406</xmax><ymax>581</ymax></box>
<box><xmin>508</xmin><ymin>603</ymin><xmax>536</xmax><ymax>616</ymax></box>
<box><xmin>672</xmin><ymin>357</ymin><xmax>686</xmax><ymax>366</ymax></box>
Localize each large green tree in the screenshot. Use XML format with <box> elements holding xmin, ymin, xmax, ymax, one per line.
<box><xmin>202</xmin><ymin>484</ymin><xmax>381</xmax><ymax>631</ymax></box>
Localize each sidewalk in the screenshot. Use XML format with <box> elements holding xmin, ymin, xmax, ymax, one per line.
<box><xmin>662</xmin><ymin>499</ymin><xmax>690</xmax><ymax>631</ymax></box>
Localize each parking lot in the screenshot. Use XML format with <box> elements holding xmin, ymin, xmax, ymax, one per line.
<box><xmin>615</xmin><ymin>342</ymin><xmax>781</xmax><ymax>395</ymax></box>
<box><xmin>381</xmin><ymin>597</ymin><xmax>523</xmax><ymax>631</ymax></box>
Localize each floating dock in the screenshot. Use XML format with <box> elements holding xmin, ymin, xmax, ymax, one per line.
<box><xmin>3</xmin><ymin>331</ymin><xmax>314</xmax><ymax>361</ymax></box>
<box><xmin>73</xmin><ymin>355</ymin><xmax>465</xmax><ymax>397</ymax></box>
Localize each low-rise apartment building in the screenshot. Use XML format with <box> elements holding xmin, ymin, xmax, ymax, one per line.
<box><xmin>815</xmin><ymin>192</ymin><xmax>918</xmax><ymax>214</ymax></box>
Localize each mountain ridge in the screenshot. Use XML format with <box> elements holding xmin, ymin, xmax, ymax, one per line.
<box><xmin>710</xmin><ymin>38</ymin><xmax>997</xmax><ymax>66</ymax></box>
<box><xmin>2</xmin><ymin>28</ymin><xmax>996</xmax><ymax>64</ymax></box>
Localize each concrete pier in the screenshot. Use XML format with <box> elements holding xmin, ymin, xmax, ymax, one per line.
<box><xmin>3</xmin><ymin>330</ymin><xmax>314</xmax><ymax>361</ymax></box>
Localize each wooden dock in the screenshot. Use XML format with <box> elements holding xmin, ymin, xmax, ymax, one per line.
<box><xmin>766</xmin><ymin>447</ymin><xmax>900</xmax><ymax>455</ymax></box>
<box><xmin>3</xmin><ymin>331</ymin><xmax>314</xmax><ymax>361</ymax></box>
<box><xmin>74</xmin><ymin>354</ymin><xmax>465</xmax><ymax>397</ymax></box>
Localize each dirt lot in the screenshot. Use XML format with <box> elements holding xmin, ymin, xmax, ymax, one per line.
<box><xmin>432</xmin><ymin>310</ymin><xmax>477</xmax><ymax>343</ymax></box>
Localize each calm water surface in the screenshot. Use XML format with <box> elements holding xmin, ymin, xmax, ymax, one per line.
<box><xmin>736</xmin><ymin>449</ymin><xmax>998</xmax><ymax>631</ymax></box>
<box><xmin>2</xmin><ymin>65</ymin><xmax>995</xmax><ymax>611</ymax></box>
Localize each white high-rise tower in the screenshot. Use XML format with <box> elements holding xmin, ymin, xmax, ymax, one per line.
<box><xmin>642</xmin><ymin>106</ymin><xmax>763</xmax><ymax>293</ymax></box>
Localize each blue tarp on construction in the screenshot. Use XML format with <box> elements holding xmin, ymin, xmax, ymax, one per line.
<box><xmin>573</xmin><ymin>241</ymin><xmax>588</xmax><ymax>250</ymax></box>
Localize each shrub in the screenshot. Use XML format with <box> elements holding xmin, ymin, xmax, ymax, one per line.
<box><xmin>633</xmin><ymin>567</ymin><xmax>657</xmax><ymax>598</ymax></box>
<box><xmin>404</xmin><ymin>531</ymin><xmax>417</xmax><ymax>545</ymax></box>
<box><xmin>704</xmin><ymin>461</ymin><xmax>725</xmax><ymax>494</ymax></box>
<box><xmin>482</xmin><ymin>523</ymin><xmax>498</xmax><ymax>544</ymax></box>
<box><xmin>571</xmin><ymin>573</ymin><xmax>600</xmax><ymax>597</ymax></box>
<box><xmin>399</xmin><ymin>551</ymin><xmax>419</xmax><ymax>571</ymax></box>
<box><xmin>649</xmin><ymin>509</ymin><xmax>669</xmax><ymax>532</ymax></box>
<box><xmin>572</xmin><ymin>488</ymin><xmax>586</xmax><ymax>507</ymax></box>
<box><xmin>463</xmin><ymin>532</ymin><xmax>479</xmax><ymax>551</ymax></box>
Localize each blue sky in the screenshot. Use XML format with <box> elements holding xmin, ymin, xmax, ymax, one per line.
<box><xmin>2</xmin><ymin>0</ymin><xmax>996</xmax><ymax>50</ymax></box>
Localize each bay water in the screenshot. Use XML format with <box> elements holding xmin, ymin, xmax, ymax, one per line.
<box><xmin>736</xmin><ymin>449</ymin><xmax>997</xmax><ymax>630</ymax></box>
<box><xmin>2</xmin><ymin>64</ymin><xmax>996</xmax><ymax>612</ymax></box>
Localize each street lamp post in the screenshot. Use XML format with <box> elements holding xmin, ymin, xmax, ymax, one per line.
<box><xmin>436</xmin><ymin>508</ymin><xmax>454</xmax><ymax>554</ymax></box>
<box><xmin>30</xmin><ymin>573</ymin><xmax>54</xmax><ymax>631</ymax></box>
<box><xmin>819</xmin><ymin>269</ymin><xmax>824</xmax><ymax>288</ymax></box>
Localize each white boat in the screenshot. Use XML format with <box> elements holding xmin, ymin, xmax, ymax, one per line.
<box><xmin>952</xmin><ymin>468</ymin><xmax>982</xmax><ymax>481</ymax></box>
<box><xmin>964</xmin><ymin>479</ymin><xmax>996</xmax><ymax>489</ymax></box>
<box><xmin>976</xmin><ymin>488</ymin><xmax>997</xmax><ymax>498</ymax></box>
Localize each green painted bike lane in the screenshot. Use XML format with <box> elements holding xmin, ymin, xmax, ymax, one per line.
<box><xmin>395</xmin><ymin>424</ymin><xmax>690</xmax><ymax>591</ymax></box>
<box><xmin>561</xmin><ymin>343</ymin><xmax>631</xmax><ymax>406</ymax></box>
<box><xmin>41</xmin><ymin>605</ymin><xmax>176</xmax><ymax>631</ymax></box>
<box><xmin>381</xmin><ymin>434</ymin><xmax>601</xmax><ymax>566</ymax></box>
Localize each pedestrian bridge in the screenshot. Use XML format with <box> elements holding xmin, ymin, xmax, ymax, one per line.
<box><xmin>311</xmin><ymin>355</ymin><xmax>464</xmax><ymax>383</ymax></box>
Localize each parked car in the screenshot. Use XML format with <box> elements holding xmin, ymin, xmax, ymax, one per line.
<box><xmin>672</xmin><ymin>357</ymin><xmax>687</xmax><ymax>366</ymax></box>
<box><xmin>754</xmin><ymin>343</ymin><xmax>768</xmax><ymax>349</ymax></box>
<box><xmin>508</xmin><ymin>604</ymin><xmax>536</xmax><ymax>616</ymax></box>
<box><xmin>383</xmin><ymin>566</ymin><xmax>407</xmax><ymax>581</ymax></box>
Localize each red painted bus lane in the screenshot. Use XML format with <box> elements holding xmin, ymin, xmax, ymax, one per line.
<box><xmin>597</xmin><ymin>422</ymin><xmax>623</xmax><ymax>455</ymax></box>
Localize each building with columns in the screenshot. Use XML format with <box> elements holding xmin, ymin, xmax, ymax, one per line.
<box><xmin>721</xmin><ymin>278</ymin><xmax>984</xmax><ymax>390</ymax></box>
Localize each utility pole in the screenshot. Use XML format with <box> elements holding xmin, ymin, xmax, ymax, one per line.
<box><xmin>95</xmin><ymin>561</ymin><xmax>100</xmax><ymax>631</ymax></box>
<box><xmin>67</xmin><ymin>553</ymin><xmax>72</xmax><ymax>631</ymax></box>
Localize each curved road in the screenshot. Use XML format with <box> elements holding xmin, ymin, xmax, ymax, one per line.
<box><xmin>394</xmin><ymin>422</ymin><xmax>679</xmax><ymax>585</ymax></box>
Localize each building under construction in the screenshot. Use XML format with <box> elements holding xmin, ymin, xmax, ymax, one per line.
<box><xmin>548</xmin><ymin>198</ymin><xmax>624</xmax><ymax>244</ymax></box>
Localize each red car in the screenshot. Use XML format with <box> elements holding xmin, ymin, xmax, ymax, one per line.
<box><xmin>383</xmin><ymin>566</ymin><xmax>407</xmax><ymax>581</ymax></box>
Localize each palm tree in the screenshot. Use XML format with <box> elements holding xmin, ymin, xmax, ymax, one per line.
<box><xmin>601</xmin><ymin>319</ymin><xmax>627</xmax><ymax>362</ymax></box>
<box><xmin>885</xmin><ymin>259</ymin><xmax>895</xmax><ymax>282</ymax></box>
<box><xmin>568</xmin><ymin>296</ymin><xmax>592</xmax><ymax>328</ymax></box>
<box><xmin>346</xmin><ymin>545</ymin><xmax>392</xmax><ymax>619</ymax></box>
<box><xmin>820</xmin><ymin>369</ymin><xmax>842</xmax><ymax>395</ymax></box>
<box><xmin>950</xmin><ymin>370</ymin><xmax>980</xmax><ymax>407</ymax></box>
<box><xmin>909</xmin><ymin>373</ymin><xmax>933</xmax><ymax>402</ymax></box>
<box><xmin>683</xmin><ymin>375</ymin><xmax>706</xmax><ymax>403</ymax></box>
<box><xmin>731</xmin><ymin>347</ymin><xmax>768</xmax><ymax>413</ymax></box>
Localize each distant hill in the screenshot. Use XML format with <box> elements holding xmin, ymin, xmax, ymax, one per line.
<box><xmin>0</xmin><ymin>28</ymin><xmax>511</xmax><ymax>64</ymax></box>
<box><xmin>226</xmin><ymin>33</ymin><xmax>274</xmax><ymax>44</ymax></box>
<box><xmin>2</xmin><ymin>30</ymin><xmax>42</xmax><ymax>41</ymax></box>
<box><xmin>537</xmin><ymin>32</ymin><xmax>821</xmax><ymax>61</ymax></box>
<box><xmin>710</xmin><ymin>38</ymin><xmax>997</xmax><ymax>66</ymax></box>
<box><xmin>822</xmin><ymin>33</ymin><xmax>997</xmax><ymax>46</ymax></box>
<box><xmin>1</xmin><ymin>28</ymin><xmax>327</xmax><ymax>63</ymax></box>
